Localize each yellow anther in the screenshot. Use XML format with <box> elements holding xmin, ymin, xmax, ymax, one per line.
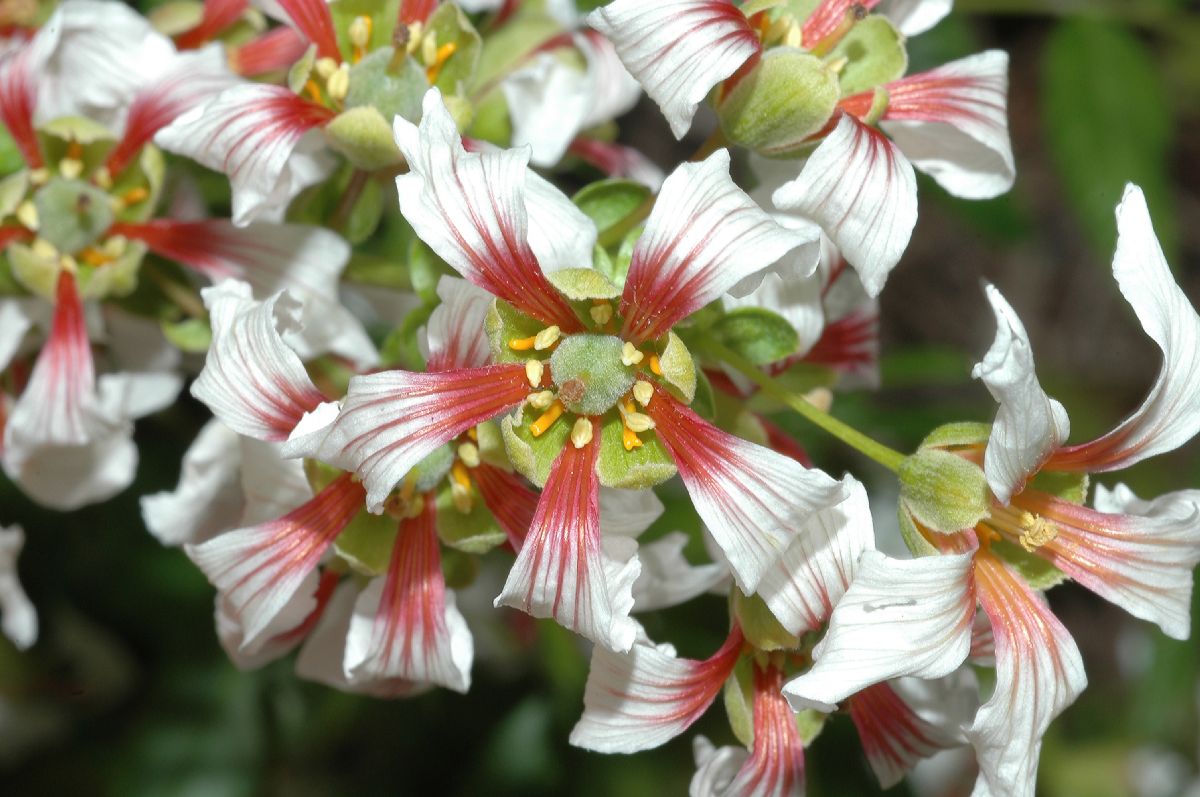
<box><xmin>92</xmin><ymin>167</ymin><xmax>112</xmax><ymax>190</ymax></box>
<box><xmin>450</xmin><ymin>460</ymin><xmax>473</xmax><ymax>513</ymax></box>
<box><xmin>403</xmin><ymin>492</ymin><xmax>427</xmax><ymax>519</ymax></box>
<box><xmin>623</xmin><ymin>411</ymin><xmax>655</xmax><ymax>433</ymax></box>
<box><xmin>589</xmin><ymin>303</ymin><xmax>613</xmax><ymax>326</ymax></box>
<box><xmin>1018</xmin><ymin>512</ymin><xmax>1058</xmax><ymax>553</ymax></box>
<box><xmin>632</xmin><ymin>380</ymin><xmax>654</xmax><ymax>407</ymax></box>
<box><xmin>29</xmin><ymin>167</ymin><xmax>48</xmax><ymax>186</ymax></box>
<box><xmin>647</xmin><ymin>354</ymin><xmax>662</xmax><ymax>375</ymax></box>
<box><xmin>528</xmin><ymin>389</ymin><xmax>556</xmax><ymax>410</ymax></box>
<box><xmin>102</xmin><ymin>235</ymin><xmax>127</xmax><ymax>258</ymax></box>
<box><xmin>534</xmin><ymin>325</ymin><xmax>561</xmax><ymax>351</ymax></box>
<box><xmin>570</xmin><ymin>417</ymin><xmax>594</xmax><ymax>449</ymax></box>
<box><xmin>525</xmin><ymin>358</ymin><xmax>545</xmax><ymax>388</ymax></box>
<box><xmin>15</xmin><ymin>200</ymin><xmax>38</xmax><ymax>231</ymax></box>
<box><xmin>765</xmin><ymin>16</ymin><xmax>791</xmax><ymax>43</ymax></box>
<box><xmin>622</xmin><ymin>425</ymin><xmax>643</xmax><ymax>451</ymax></box>
<box><xmin>509</xmin><ymin>335</ymin><xmax>537</xmax><ymax>351</ymax></box>
<box><xmin>314</xmin><ymin>56</ymin><xmax>339</xmax><ymax>79</ymax></box>
<box><xmin>783</xmin><ymin>20</ymin><xmax>803</xmax><ymax>48</ymax></box>
<box><xmin>120</xmin><ymin>186</ymin><xmax>150</xmax><ymax>207</ymax></box>
<box><xmin>79</xmin><ymin>247</ymin><xmax>113</xmax><ymax>267</ymax></box>
<box><xmin>621</xmin><ymin>341</ymin><xmax>644</xmax><ymax>367</ymax></box>
<box><xmin>457</xmin><ymin>441</ymin><xmax>480</xmax><ymax>468</ymax></box>
<box><xmin>31</xmin><ymin>237</ymin><xmax>57</xmax><ymax>260</ymax></box>
<box><xmin>425</xmin><ymin>42</ymin><xmax>457</xmax><ymax>84</ymax></box>
<box><xmin>59</xmin><ymin>254</ymin><xmax>78</xmax><ymax>274</ymax></box>
<box><xmin>398</xmin><ymin>474</ymin><xmax>418</xmax><ymax>504</ymax></box>
<box><xmin>804</xmin><ymin>386</ymin><xmax>833</xmax><ymax>413</ymax></box>
<box><xmin>304</xmin><ymin>78</ymin><xmax>324</xmax><ymax>104</ymax></box>
<box><xmin>826</xmin><ymin>56</ymin><xmax>849</xmax><ymax>74</ymax></box>
<box><xmin>467</xmin><ymin>427</ymin><xmax>478</xmax><ymax>442</ymax></box>
<box><xmin>66</xmin><ymin>140</ymin><xmax>83</xmax><ymax>161</ymax></box>
<box><xmin>421</xmin><ymin>31</ymin><xmax>439</xmax><ymax>66</ymax></box>
<box><xmin>59</xmin><ymin>158</ymin><xmax>83</xmax><ymax>179</ymax></box>
<box><xmin>405</xmin><ymin>22</ymin><xmax>424</xmax><ymax>55</ymax></box>
<box><xmin>349</xmin><ymin>15</ymin><xmax>372</xmax><ymax>62</ymax></box>
<box><xmin>530</xmin><ymin>399</ymin><xmax>565</xmax><ymax>437</ymax></box>
<box><xmin>326</xmin><ymin>63</ymin><xmax>351</xmax><ymax>103</ymax></box>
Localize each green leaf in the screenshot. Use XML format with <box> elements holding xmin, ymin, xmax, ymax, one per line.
<box><xmin>571</xmin><ymin>180</ymin><xmax>651</xmax><ymax>248</ymax></box>
<box><xmin>339</xmin><ymin>174</ymin><xmax>386</xmax><ymax>244</ymax></box>
<box><xmin>710</xmin><ymin>307</ymin><xmax>800</xmax><ymax>366</ymax></box>
<box><xmin>827</xmin><ymin>15</ymin><xmax>908</xmax><ymax>96</ymax></box>
<box><xmin>409</xmin><ymin>237</ymin><xmax>452</xmax><ymax>302</ymax></box>
<box><xmin>379</xmin><ymin>302</ymin><xmax>434</xmax><ymax>370</ymax></box>
<box><xmin>1043</xmin><ymin>19</ymin><xmax>1177</xmax><ymax>260</ymax></box>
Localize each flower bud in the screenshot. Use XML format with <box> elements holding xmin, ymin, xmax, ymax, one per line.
<box><xmin>898</xmin><ymin>447</ymin><xmax>991</xmax><ymax>535</ymax></box>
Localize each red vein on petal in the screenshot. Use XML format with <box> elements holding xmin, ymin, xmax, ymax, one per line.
<box><xmin>849</xmin><ymin>682</ymin><xmax>950</xmax><ymax>788</ymax></box>
<box><xmin>277</xmin><ymin>0</ymin><xmax>342</xmax><ymax>61</ymax></box>
<box><xmin>730</xmin><ymin>663</ymin><xmax>806</xmax><ymax>795</ymax></box>
<box><xmin>230</xmin><ymin>26</ymin><xmax>311</xmax><ymax>76</ymax></box>
<box><xmin>0</xmin><ymin>43</ymin><xmax>42</xmax><ymax>168</ymax></box>
<box><xmin>176</xmin><ymin>0</ymin><xmax>249</xmax><ymax>49</ymax></box>
<box><xmin>474</xmin><ymin>462</ymin><xmax>540</xmax><ymax>551</ymax></box>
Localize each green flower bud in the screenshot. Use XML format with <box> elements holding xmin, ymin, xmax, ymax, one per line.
<box><xmin>898</xmin><ymin>448</ymin><xmax>991</xmax><ymax>534</ymax></box>
<box><xmin>731</xmin><ymin>590</ymin><xmax>800</xmax><ymax>652</ymax></box>
<box><xmin>325</xmin><ymin>105</ymin><xmax>404</xmax><ymax>170</ymax></box>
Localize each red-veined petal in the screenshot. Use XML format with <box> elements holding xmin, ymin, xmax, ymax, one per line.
<box><xmin>425</xmin><ymin>276</ymin><xmax>494</xmax><ymax>372</ymax></box>
<box><xmin>848</xmin><ymin>681</ymin><xmax>959</xmax><ymax>789</ymax></box>
<box><xmin>229</xmin><ymin>25</ymin><xmax>310</xmax><ymax>76</ymax></box>
<box><xmin>722</xmin><ymin>664</ymin><xmax>805</xmax><ymax>797</ymax></box>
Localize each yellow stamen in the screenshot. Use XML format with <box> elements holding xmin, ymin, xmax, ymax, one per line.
<box><xmin>622</xmin><ymin>425</ymin><xmax>643</xmax><ymax>451</ymax></box>
<box><xmin>621</xmin><ymin>341</ymin><xmax>644</xmax><ymax>367</ymax></box>
<box><xmin>647</xmin><ymin>354</ymin><xmax>662</xmax><ymax>376</ymax></box>
<box><xmin>457</xmin><ymin>441</ymin><xmax>480</xmax><ymax>468</ymax></box>
<box><xmin>349</xmin><ymin>15</ymin><xmax>372</xmax><ymax>63</ymax></box>
<box><xmin>31</xmin><ymin>237</ymin><xmax>57</xmax><ymax>260</ymax></box>
<box><xmin>632</xmin><ymin>380</ymin><xmax>653</xmax><ymax>407</ymax></box>
<box><xmin>425</xmin><ymin>41</ymin><xmax>457</xmax><ymax>84</ymax></box>
<box><xmin>15</xmin><ymin>200</ymin><xmax>38</xmax><ymax>231</ymax></box>
<box><xmin>405</xmin><ymin>22</ymin><xmax>425</xmax><ymax>56</ymax></box>
<box><xmin>466</xmin><ymin>427</ymin><xmax>478</xmax><ymax>442</ymax></box>
<box><xmin>570</xmin><ymin>417</ymin><xmax>593</xmax><ymax>449</ymax></box>
<box><xmin>530</xmin><ymin>400</ymin><xmax>565</xmax><ymax>437</ymax></box>
<box><xmin>314</xmin><ymin>57</ymin><xmax>338</xmax><ymax>80</ymax></box>
<box><xmin>528</xmin><ymin>389</ymin><xmax>556</xmax><ymax>410</ymax></box>
<box><xmin>1018</xmin><ymin>512</ymin><xmax>1058</xmax><ymax>553</ymax></box>
<box><xmin>589</xmin><ymin>303</ymin><xmax>613</xmax><ymax>326</ymax></box>
<box><xmin>29</xmin><ymin>168</ymin><xmax>49</xmax><ymax>187</ymax></box>
<box><xmin>525</xmin><ymin>358</ymin><xmax>544</xmax><ymax>388</ymax></box>
<box><xmin>59</xmin><ymin>158</ymin><xmax>83</xmax><ymax>179</ymax></box>
<box><xmin>421</xmin><ymin>32</ymin><xmax>439</xmax><ymax>67</ymax></box>
<box><xmin>59</xmin><ymin>254</ymin><xmax>78</xmax><ymax>274</ymax></box>
<box><xmin>804</xmin><ymin>386</ymin><xmax>833</xmax><ymax>413</ymax></box>
<box><xmin>304</xmin><ymin>78</ymin><xmax>324</xmax><ymax>104</ymax></box>
<box><xmin>534</xmin><ymin>325</ymin><xmax>561</xmax><ymax>351</ymax></box>
<box><xmin>79</xmin><ymin>247</ymin><xmax>113</xmax><ymax>267</ymax></box>
<box><xmin>623</xmin><ymin>411</ymin><xmax>655</xmax><ymax>433</ymax></box>
<box><xmin>508</xmin><ymin>335</ymin><xmax>537</xmax><ymax>351</ymax></box>
<box><xmin>326</xmin><ymin>64</ymin><xmax>350</xmax><ymax>103</ymax></box>
<box><xmin>783</xmin><ymin>20</ymin><xmax>802</xmax><ymax>49</ymax></box>
<box><xmin>66</xmin><ymin>140</ymin><xmax>83</xmax><ymax>161</ymax></box>
<box><xmin>120</xmin><ymin>186</ymin><xmax>150</xmax><ymax>207</ymax></box>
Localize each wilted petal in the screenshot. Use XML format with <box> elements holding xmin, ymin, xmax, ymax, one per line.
<box><xmin>621</xmin><ymin>150</ymin><xmax>815</xmax><ymax>343</ymax></box>
<box><xmin>1013</xmin><ymin>486</ymin><xmax>1200</xmax><ymax>641</ymax></box>
<box><xmin>1047</xmin><ymin>185</ymin><xmax>1200</xmax><ymax>473</ymax></box>
<box><xmin>495</xmin><ymin>424</ymin><xmax>640</xmax><ymax>652</ymax></box>
<box><xmin>186</xmin><ymin>473</ymin><xmax>365</xmax><ymax>648</ymax></box>
<box><xmin>569</xmin><ymin>137</ymin><xmax>665</xmax><ymax>190</ymax></box>
<box><xmin>394</xmin><ymin>89</ymin><xmax>582</xmax><ymax>330</ymax></box>
<box><xmin>345</xmin><ymin>500</ymin><xmax>473</xmax><ymax>692</ymax></box>
<box><xmin>156</xmin><ymin>83</ymin><xmax>334</xmax><ymax>226</ymax></box>
<box><xmin>141</xmin><ymin>419</ymin><xmax>244</xmax><ymax>547</ymax></box>
<box><xmin>772</xmin><ymin>115</ymin><xmax>918</xmax><ymax>297</ymax></box>
<box><xmin>782</xmin><ymin>550</ymin><xmax>976</xmax><ymax>712</ymax></box>
<box><xmin>309</xmin><ymin>364</ymin><xmax>530</xmax><ymax>512</ymax></box>
<box><xmin>757</xmin><ymin>476</ymin><xmax>875</xmax><ymax>636</ymax></box>
<box><xmin>880</xmin><ymin>50</ymin><xmax>1014</xmax><ymax>200</ymax></box>
<box><xmin>646</xmin><ymin>386</ymin><xmax>847</xmax><ymax>593</ymax></box>
<box><xmin>722</xmin><ymin>664</ymin><xmax>805</xmax><ymax>797</ymax></box>
<box><xmin>968</xmin><ymin>554</ymin><xmax>1086</xmax><ymax>797</ymax></box>
<box><xmin>570</xmin><ymin>626</ymin><xmax>744</xmax><ymax>752</ymax></box>
<box><xmin>587</xmin><ymin>0</ymin><xmax>759</xmax><ymax>139</ymax></box>
<box><xmin>848</xmin><ymin>681</ymin><xmax>960</xmax><ymax>789</ymax></box>
<box><xmin>973</xmin><ymin>284</ymin><xmax>1070</xmax><ymax>504</ymax></box>
<box><xmin>116</xmin><ymin>219</ymin><xmax>373</xmax><ymax>365</ymax></box>
<box><xmin>191</xmin><ymin>281</ymin><xmax>326</xmax><ymax>442</ymax></box>
<box><xmin>691</xmin><ymin>736</ymin><xmax>749</xmax><ymax>797</ymax></box>
<box><xmin>425</xmin><ymin>276</ymin><xmax>495</xmax><ymax>372</ymax></box>
<box><xmin>0</xmin><ymin>525</ymin><xmax>36</xmax><ymax>650</ymax></box>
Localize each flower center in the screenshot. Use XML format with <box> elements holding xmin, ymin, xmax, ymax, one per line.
<box><xmin>549</xmin><ymin>334</ymin><xmax>635</xmax><ymax>416</ymax></box>
<box><xmin>33</xmin><ymin>177</ymin><xmax>113</xmax><ymax>255</ymax></box>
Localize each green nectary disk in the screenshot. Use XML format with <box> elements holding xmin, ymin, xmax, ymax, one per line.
<box><xmin>548</xmin><ymin>333</ymin><xmax>635</xmax><ymax>416</ymax></box>
<box><xmin>33</xmin><ymin>177</ymin><xmax>114</xmax><ymax>255</ymax></box>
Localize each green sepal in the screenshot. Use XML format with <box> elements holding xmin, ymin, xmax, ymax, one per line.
<box><xmin>742</xmin><ymin>0</ymin><xmax>785</xmax><ymax>15</ymax></box>
<box><xmin>38</xmin><ymin>116</ymin><xmax>116</xmax><ymax>174</ymax></box>
<box><xmin>119</xmin><ymin>145</ymin><xmax>166</xmax><ymax>224</ymax></box>
<box><xmin>898</xmin><ymin>502</ymin><xmax>940</xmax><ymax>558</ymax></box>
<box><xmin>378</xmin><ymin>302</ymin><xmax>433</xmax><ymax>370</ymax></box>
<box><xmin>716</xmin><ymin>49</ymin><xmax>839</xmax><ymax>156</ymax></box>
<box><xmin>596</xmin><ymin>414</ymin><xmax>677</xmax><ymax>489</ymax></box>
<box><xmin>501</xmin><ymin>406</ymin><xmax>570</xmax><ymax>488</ymax></box>
<box><xmin>732</xmin><ymin>590</ymin><xmax>800</xmax><ymax>652</ymax></box>
<box><xmin>325</xmin><ymin>106</ymin><xmax>404</xmax><ymax>171</ymax></box>
<box><xmin>723</xmin><ymin>656</ymin><xmax>755</xmax><ymax>748</ymax></box>
<box><xmin>690</xmin><ymin>368</ymin><xmax>718</xmax><ymax>422</ymax></box>
<box><xmin>471</xmin><ymin>10</ymin><xmax>563</xmax><ymax>94</ymax></box>
<box><xmin>1028</xmin><ymin>470</ymin><xmax>1089</xmax><ymax>505</ymax></box>
<box><xmin>426</xmin><ymin>2</ymin><xmax>482</xmax><ymax>93</ymax></box>
<box><xmin>148</xmin><ymin>1</ymin><xmax>205</xmax><ymax>36</ymax></box>
<box><xmin>435</xmin><ymin>486</ymin><xmax>507</xmax><ymax>554</ymax></box>
<box><xmin>658</xmin><ymin>330</ymin><xmax>697</xmax><ymax>404</ymax></box>
<box><xmin>796</xmin><ymin>709</ymin><xmax>827</xmax><ymax>746</ymax></box>
<box><xmin>606</xmin><ymin>222</ymin><xmax>644</xmax><ymax>289</ymax></box>
<box><xmin>919</xmin><ymin>421</ymin><xmax>991</xmax><ymax>451</ymax></box>
<box><xmin>287</xmin><ymin>44</ymin><xmax>319</xmax><ymax>95</ymax></box>
<box><xmin>160</xmin><ymin>317</ymin><xmax>213</xmax><ymax>353</ymax></box>
<box><xmin>476</xmin><ymin>421</ymin><xmax>510</xmax><ymax>471</ymax></box>
<box><xmin>0</xmin><ymin>128</ymin><xmax>23</xmax><ymax>177</ymax></box>
<box><xmin>990</xmin><ymin>538</ymin><xmax>1069</xmax><ymax>591</ymax></box>
<box><xmin>333</xmin><ymin>510</ymin><xmax>399</xmax><ymax>577</ymax></box>
<box><xmin>345</xmin><ymin>47</ymin><xmax>428</xmax><ymax>126</ymax></box>
<box><xmin>826</xmin><ymin>15</ymin><xmax>907</xmax><ymax>97</ymax></box>
<box><xmin>409</xmin><ymin>238</ymin><xmax>453</xmax><ymax>302</ymax></box>
<box><xmin>546</xmin><ymin>267</ymin><xmax>621</xmax><ymax>301</ymax></box>
<box><xmin>411</xmin><ymin>443</ymin><xmax>455</xmax><ymax>493</ymax></box>
<box><xmin>571</xmin><ymin>179</ymin><xmax>651</xmax><ymax>248</ymax></box>
<box><xmin>0</xmin><ymin>171</ymin><xmax>28</xmax><ymax>219</ymax></box>
<box><xmin>486</xmin><ymin>298</ymin><xmax>542</xmax><ymax>363</ymax></box>
<box><xmin>710</xmin><ymin>306</ymin><xmax>800</xmax><ymax>366</ymax></box>
<box><xmin>442</xmin><ymin>547</ymin><xmax>479</xmax><ymax>590</ymax></box>
<box><xmin>898</xmin><ymin>448</ymin><xmax>990</xmax><ymax>534</ymax></box>
<box><xmin>330</xmin><ymin>0</ymin><xmax>401</xmax><ymax>55</ymax></box>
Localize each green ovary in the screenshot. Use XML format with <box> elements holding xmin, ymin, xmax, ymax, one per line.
<box><xmin>548</xmin><ymin>334</ymin><xmax>635</xmax><ymax>416</ymax></box>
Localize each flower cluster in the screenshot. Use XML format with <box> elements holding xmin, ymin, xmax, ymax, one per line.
<box><xmin>0</xmin><ymin>1</ymin><xmax>1196</xmax><ymax>795</ymax></box>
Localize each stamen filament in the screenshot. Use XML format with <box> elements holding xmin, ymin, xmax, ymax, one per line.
<box><xmin>530</xmin><ymin>400</ymin><xmax>565</xmax><ymax>437</ymax></box>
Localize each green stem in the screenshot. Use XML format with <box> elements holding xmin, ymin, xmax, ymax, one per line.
<box><xmin>704</xmin><ymin>340</ymin><xmax>906</xmax><ymax>472</ymax></box>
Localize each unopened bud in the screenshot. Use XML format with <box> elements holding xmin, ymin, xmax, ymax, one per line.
<box><xmin>717</xmin><ymin>50</ymin><xmax>840</xmax><ymax>156</ymax></box>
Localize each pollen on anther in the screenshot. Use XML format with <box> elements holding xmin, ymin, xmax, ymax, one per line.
<box><xmin>589</xmin><ymin>303</ymin><xmax>613</xmax><ymax>326</ymax></box>
<box><xmin>632</xmin><ymin>380</ymin><xmax>653</xmax><ymax>407</ymax></box>
<box><xmin>525</xmin><ymin>358</ymin><xmax>544</xmax><ymax>388</ymax></box>
<box><xmin>534</xmin><ymin>325</ymin><xmax>561</xmax><ymax>351</ymax></box>
<box><xmin>457</xmin><ymin>442</ymin><xmax>480</xmax><ymax>468</ymax></box>
<box><xmin>647</xmin><ymin>354</ymin><xmax>662</xmax><ymax>376</ymax></box>
<box><xmin>621</xmin><ymin>341</ymin><xmax>644</xmax><ymax>367</ymax></box>
<box><xmin>570</xmin><ymin>417</ymin><xmax>594</xmax><ymax>449</ymax></box>
<box><xmin>529</xmin><ymin>390</ymin><xmax>556</xmax><ymax>410</ymax></box>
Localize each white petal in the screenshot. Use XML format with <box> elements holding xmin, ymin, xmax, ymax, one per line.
<box><xmin>0</xmin><ymin>299</ymin><xmax>33</xmax><ymax>372</ymax></box>
<box><xmin>757</xmin><ymin>476</ymin><xmax>875</xmax><ymax>635</ymax></box>
<box><xmin>495</xmin><ymin>433</ymin><xmax>641</xmax><ymax>652</ymax></box>
<box><xmin>191</xmin><ymin>281</ymin><xmax>326</xmax><ymax>442</ymax></box>
<box><xmin>393</xmin><ymin>89</ymin><xmax>583</xmax><ymax>329</ymax></box>
<box><xmin>141</xmin><ymin>420</ymin><xmax>244</xmax><ymax>548</ymax></box>
<box><xmin>882</xmin><ymin>51</ymin><xmax>1014</xmax><ymax>200</ymax></box>
<box><xmin>848</xmin><ymin>681</ymin><xmax>962</xmax><ymax>788</ymax></box>
<box><xmin>621</xmin><ymin>150</ymin><xmax>815</xmax><ymax>343</ymax></box>
<box><xmin>690</xmin><ymin>736</ymin><xmax>748</xmax><ymax>797</ymax></box>
<box><xmin>598</xmin><ymin>487</ymin><xmax>665</xmax><ymax>538</ymax></box>
<box><xmin>632</xmin><ymin>532</ymin><xmax>728</xmax><ymax>612</ymax></box>
<box><xmin>503</xmin><ymin>53</ymin><xmax>592</xmax><ymax>167</ymax></box>
<box><xmin>1047</xmin><ymin>185</ymin><xmax>1200</xmax><ymax>473</ymax></box>
<box><xmin>426</xmin><ymin>277</ymin><xmax>498</xmax><ymax>372</ymax></box>
<box><xmin>3</xmin><ymin>423</ymin><xmax>137</xmax><ymax>510</ymax></box>
<box><xmin>587</xmin><ymin>0</ymin><xmax>758</xmax><ymax>138</ymax></box>
<box><xmin>0</xmin><ymin>525</ymin><xmax>37</xmax><ymax>650</ymax></box>
<box><xmin>576</xmin><ymin>29</ymin><xmax>642</xmax><ymax>129</ymax></box>
<box><xmin>571</xmin><ymin>629</ymin><xmax>742</xmax><ymax>752</ymax></box>
<box><xmin>238</xmin><ymin>438</ymin><xmax>313</xmax><ymax>525</ymax></box>
<box><xmin>96</xmin><ymin>371</ymin><xmax>182</xmax><ymax>421</ymax></box>
<box><xmin>523</xmin><ymin>169</ymin><xmax>598</xmax><ymax>274</ymax></box>
<box><xmin>155</xmin><ymin>83</ymin><xmax>334</xmax><ymax>226</ymax></box>
<box><xmin>647</xmin><ymin>389</ymin><xmax>848</xmax><ymax>593</ymax></box>
<box><xmin>972</xmin><ymin>284</ymin><xmax>1070</xmax><ymax>504</ymax></box>
<box><xmin>773</xmin><ymin>115</ymin><xmax>918</xmax><ymax>297</ymax></box>
<box><xmin>879</xmin><ymin>0</ymin><xmax>954</xmax><ymax>36</ymax></box>
<box><xmin>968</xmin><ymin>555</ymin><xmax>1086</xmax><ymax>797</ymax></box>
<box><xmin>782</xmin><ymin>550</ymin><xmax>976</xmax><ymax>712</ymax></box>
